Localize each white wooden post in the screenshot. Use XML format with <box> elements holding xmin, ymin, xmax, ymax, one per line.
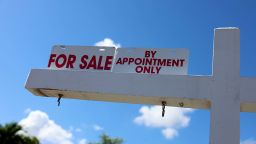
<box><xmin>210</xmin><ymin>28</ymin><xmax>240</xmax><ymax>144</ymax></box>
<box><xmin>25</xmin><ymin>27</ymin><xmax>256</xmax><ymax>144</ymax></box>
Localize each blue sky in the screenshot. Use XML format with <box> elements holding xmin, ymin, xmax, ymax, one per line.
<box><xmin>0</xmin><ymin>0</ymin><xmax>256</xmax><ymax>144</ymax></box>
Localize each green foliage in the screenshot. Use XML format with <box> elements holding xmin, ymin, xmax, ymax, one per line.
<box><xmin>90</xmin><ymin>134</ymin><xmax>123</xmax><ymax>144</ymax></box>
<box><xmin>0</xmin><ymin>122</ymin><xmax>40</xmax><ymax>144</ymax></box>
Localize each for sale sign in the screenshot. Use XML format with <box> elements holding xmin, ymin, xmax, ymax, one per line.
<box><xmin>47</xmin><ymin>45</ymin><xmax>189</xmax><ymax>75</ymax></box>
<box><xmin>47</xmin><ymin>45</ymin><xmax>115</xmax><ymax>71</ymax></box>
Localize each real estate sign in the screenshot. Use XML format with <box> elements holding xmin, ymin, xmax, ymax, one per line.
<box><xmin>47</xmin><ymin>45</ymin><xmax>189</xmax><ymax>75</ymax></box>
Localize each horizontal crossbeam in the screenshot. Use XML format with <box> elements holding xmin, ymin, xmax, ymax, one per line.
<box><xmin>26</xmin><ymin>69</ymin><xmax>212</xmax><ymax>109</ymax></box>
<box><xmin>25</xmin><ymin>69</ymin><xmax>256</xmax><ymax>111</ymax></box>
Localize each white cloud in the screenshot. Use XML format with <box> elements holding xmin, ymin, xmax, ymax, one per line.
<box><xmin>241</xmin><ymin>139</ymin><xmax>256</xmax><ymax>144</ymax></box>
<box><xmin>162</xmin><ymin>128</ymin><xmax>178</xmax><ymax>139</ymax></box>
<box><xmin>95</xmin><ymin>38</ymin><xmax>121</xmax><ymax>48</ymax></box>
<box><xmin>93</xmin><ymin>124</ymin><xmax>104</xmax><ymax>131</ymax></box>
<box><xmin>19</xmin><ymin>110</ymin><xmax>73</xmax><ymax>144</ymax></box>
<box><xmin>134</xmin><ymin>106</ymin><xmax>194</xmax><ymax>139</ymax></box>
<box><xmin>78</xmin><ymin>139</ymin><xmax>88</xmax><ymax>144</ymax></box>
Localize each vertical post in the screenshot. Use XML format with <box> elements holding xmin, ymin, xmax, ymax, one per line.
<box><xmin>210</xmin><ymin>28</ymin><xmax>240</xmax><ymax>144</ymax></box>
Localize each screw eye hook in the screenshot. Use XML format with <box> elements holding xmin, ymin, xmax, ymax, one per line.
<box><xmin>162</xmin><ymin>101</ymin><xmax>166</xmax><ymax>117</ymax></box>
<box><xmin>58</xmin><ymin>94</ymin><xmax>63</xmax><ymax>106</ymax></box>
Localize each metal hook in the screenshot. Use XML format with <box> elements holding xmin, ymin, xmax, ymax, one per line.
<box><xmin>162</xmin><ymin>101</ymin><xmax>166</xmax><ymax>117</ymax></box>
<box><xmin>57</xmin><ymin>94</ymin><xmax>63</xmax><ymax>106</ymax></box>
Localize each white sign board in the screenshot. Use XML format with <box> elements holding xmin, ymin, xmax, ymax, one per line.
<box><xmin>113</xmin><ymin>48</ymin><xmax>189</xmax><ymax>75</ymax></box>
<box><xmin>47</xmin><ymin>45</ymin><xmax>189</xmax><ymax>75</ymax></box>
<box><xmin>48</xmin><ymin>45</ymin><xmax>115</xmax><ymax>72</ymax></box>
